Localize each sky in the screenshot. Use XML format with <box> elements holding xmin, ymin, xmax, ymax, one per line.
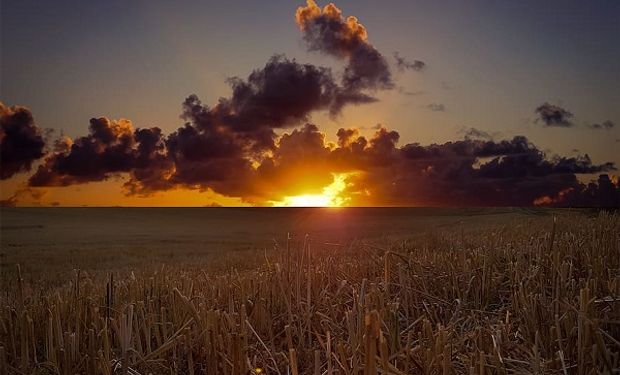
<box><xmin>1</xmin><ymin>0</ymin><xmax>619</xmax><ymax>207</ymax></box>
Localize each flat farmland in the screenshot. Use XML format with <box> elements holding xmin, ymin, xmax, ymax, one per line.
<box><xmin>0</xmin><ymin>208</ymin><xmax>618</xmax><ymax>374</ymax></box>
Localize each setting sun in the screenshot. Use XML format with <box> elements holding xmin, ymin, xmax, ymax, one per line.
<box><xmin>271</xmin><ymin>173</ymin><xmax>353</xmax><ymax>207</ymax></box>
<box><xmin>276</xmin><ymin>194</ymin><xmax>332</xmax><ymax>207</ymax></box>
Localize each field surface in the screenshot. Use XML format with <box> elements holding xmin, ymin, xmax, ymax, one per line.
<box><xmin>0</xmin><ymin>208</ymin><xmax>618</xmax><ymax>374</ymax></box>
<box><xmin>1</xmin><ymin>207</ymin><xmax>553</xmax><ymax>275</ymax></box>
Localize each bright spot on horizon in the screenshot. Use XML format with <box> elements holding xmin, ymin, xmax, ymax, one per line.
<box><xmin>271</xmin><ymin>173</ymin><xmax>354</xmax><ymax>207</ymax></box>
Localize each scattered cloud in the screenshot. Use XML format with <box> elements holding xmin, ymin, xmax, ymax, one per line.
<box><xmin>393</xmin><ymin>52</ymin><xmax>425</xmax><ymax>72</ymax></box>
<box><xmin>534</xmin><ymin>103</ymin><xmax>616</xmax><ymax>132</ymax></box>
<box><xmin>534</xmin><ymin>102</ymin><xmax>574</xmax><ymax>127</ymax></box>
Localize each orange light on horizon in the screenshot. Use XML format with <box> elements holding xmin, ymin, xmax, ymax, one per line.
<box><xmin>270</xmin><ymin>173</ymin><xmax>354</xmax><ymax>207</ymax></box>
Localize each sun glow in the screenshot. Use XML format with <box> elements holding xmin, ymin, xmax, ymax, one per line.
<box><xmin>271</xmin><ymin>173</ymin><xmax>353</xmax><ymax>207</ymax></box>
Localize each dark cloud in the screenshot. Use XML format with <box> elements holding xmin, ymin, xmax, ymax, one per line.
<box><xmin>400</xmin><ymin>136</ymin><xmax>531</xmax><ymax>162</ymax></box>
<box><xmin>340</xmin><ymin>135</ymin><xmax>615</xmax><ymax>207</ymax></box>
<box><xmin>476</xmin><ymin>153</ymin><xmax>613</xmax><ymax>179</ymax></box>
<box><xmin>426</xmin><ymin>103</ymin><xmax>446</xmax><ymax>112</ymax></box>
<box><xmin>0</xmin><ymin>103</ymin><xmax>47</xmax><ymax>179</ymax></box>
<box><xmin>160</xmin><ymin>96</ymin><xmax>255</xmax><ymax>197</ymax></box>
<box><xmin>123</xmin><ymin>127</ymin><xmax>174</xmax><ymax>196</ymax></box>
<box><xmin>29</xmin><ymin>117</ymin><xmax>169</xmax><ymax>190</ymax></box>
<box><xmin>169</xmin><ymin>56</ymin><xmax>352</xmax><ymax>155</ymax></box>
<box><xmin>393</xmin><ymin>52</ymin><xmax>426</xmax><ymax>72</ymax></box>
<box><xmin>296</xmin><ymin>0</ymin><xmax>393</xmax><ymax>111</ymax></box>
<box><xmin>588</xmin><ymin>120</ymin><xmax>615</xmax><ymax>130</ymax></box>
<box><xmin>535</xmin><ymin>103</ymin><xmax>615</xmax><ymax>132</ymax></box>
<box><xmin>534</xmin><ymin>174</ymin><xmax>619</xmax><ymax>208</ymax></box>
<box><xmin>222</xmin><ymin>55</ymin><xmax>342</xmax><ymax>132</ymax></box>
<box><xmin>534</xmin><ymin>102</ymin><xmax>574</xmax><ymax>127</ymax></box>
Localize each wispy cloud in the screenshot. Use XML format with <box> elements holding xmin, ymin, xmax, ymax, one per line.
<box><xmin>588</xmin><ymin>120</ymin><xmax>615</xmax><ymax>130</ymax></box>
<box><xmin>426</xmin><ymin>103</ymin><xmax>446</xmax><ymax>112</ymax></box>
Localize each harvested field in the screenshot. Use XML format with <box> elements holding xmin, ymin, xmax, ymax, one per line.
<box><xmin>0</xmin><ymin>209</ymin><xmax>618</xmax><ymax>374</ymax></box>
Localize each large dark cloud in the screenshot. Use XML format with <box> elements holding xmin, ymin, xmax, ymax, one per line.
<box><xmin>534</xmin><ymin>174</ymin><xmax>619</xmax><ymax>208</ymax></box>
<box><xmin>0</xmin><ymin>103</ymin><xmax>46</xmax><ymax>179</ymax></box>
<box><xmin>340</xmin><ymin>135</ymin><xmax>616</xmax><ymax>207</ymax></box>
<box><xmin>296</xmin><ymin>0</ymin><xmax>393</xmax><ymax>112</ymax></box>
<box><xmin>172</xmin><ymin>56</ymin><xmax>348</xmax><ymax>154</ymax></box>
<box><xmin>534</xmin><ymin>102</ymin><xmax>574</xmax><ymax>127</ymax></box>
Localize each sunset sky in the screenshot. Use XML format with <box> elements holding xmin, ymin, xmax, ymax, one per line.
<box><xmin>1</xmin><ymin>0</ymin><xmax>619</xmax><ymax>207</ymax></box>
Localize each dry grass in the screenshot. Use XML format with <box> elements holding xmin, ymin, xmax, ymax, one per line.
<box><xmin>0</xmin><ymin>212</ymin><xmax>618</xmax><ymax>374</ymax></box>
